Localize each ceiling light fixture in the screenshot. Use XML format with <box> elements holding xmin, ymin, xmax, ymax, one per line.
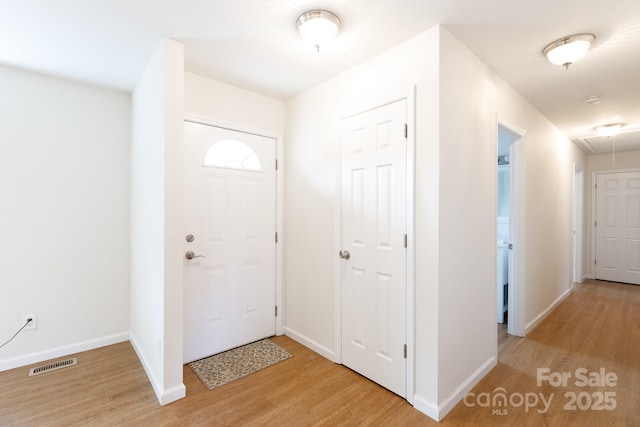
<box><xmin>296</xmin><ymin>10</ymin><xmax>341</xmax><ymax>53</ymax></box>
<box><xmin>543</xmin><ymin>33</ymin><xmax>595</xmax><ymax>69</ymax></box>
<box><xmin>584</xmin><ymin>95</ymin><xmax>601</xmax><ymax>105</ymax></box>
<box><xmin>595</xmin><ymin>123</ymin><xmax>624</xmax><ymax>136</ymax></box>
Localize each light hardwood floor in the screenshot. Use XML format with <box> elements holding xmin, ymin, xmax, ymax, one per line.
<box><xmin>1</xmin><ymin>279</ymin><xmax>638</xmax><ymax>426</ymax></box>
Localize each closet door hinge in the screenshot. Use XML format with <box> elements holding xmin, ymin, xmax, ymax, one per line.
<box><xmin>404</xmin><ymin>123</ymin><xmax>408</xmax><ymax>139</ymax></box>
<box><xmin>403</xmin><ymin>344</ymin><xmax>407</xmax><ymax>359</ymax></box>
<box><xmin>275</xmin><ymin>305</ymin><xmax>278</xmax><ymax>317</ymax></box>
<box><xmin>404</xmin><ymin>234</ymin><xmax>407</xmax><ymax>248</ymax></box>
<box><xmin>275</xmin><ymin>232</ymin><xmax>278</xmax><ymax>243</ymax></box>
<box><xmin>276</xmin><ymin>159</ymin><xmax>279</xmax><ymax>170</ymax></box>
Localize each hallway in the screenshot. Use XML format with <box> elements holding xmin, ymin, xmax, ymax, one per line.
<box><xmin>445</xmin><ymin>279</ymin><xmax>640</xmax><ymax>425</ymax></box>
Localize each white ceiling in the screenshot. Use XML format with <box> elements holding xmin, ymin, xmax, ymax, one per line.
<box><xmin>2</xmin><ymin>0</ymin><xmax>640</xmax><ymax>154</ymax></box>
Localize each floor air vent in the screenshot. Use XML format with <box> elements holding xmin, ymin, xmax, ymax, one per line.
<box><xmin>28</xmin><ymin>357</ymin><xmax>77</xmax><ymax>377</ymax></box>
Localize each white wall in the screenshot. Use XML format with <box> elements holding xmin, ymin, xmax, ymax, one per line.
<box><xmin>286</xmin><ymin>26</ymin><xmax>441</xmax><ymax>409</ymax></box>
<box><xmin>0</xmin><ymin>65</ymin><xmax>130</xmax><ymax>371</ymax></box>
<box><xmin>586</xmin><ymin>150</ymin><xmax>640</xmax><ymax>277</ymax></box>
<box><xmin>184</xmin><ymin>72</ymin><xmax>285</xmax><ymax>134</ymax></box>
<box><xmin>437</xmin><ymin>29</ymin><xmax>588</xmax><ymax>413</ymax></box>
<box><xmin>130</xmin><ymin>38</ymin><xmax>185</xmax><ymax>405</ymax></box>
<box><xmin>494</xmin><ymin>78</ymin><xmax>587</xmax><ymax>332</ymax></box>
<box><xmin>437</xmin><ymin>29</ymin><xmax>498</xmax><ymax>408</ymax></box>
<box><xmin>286</xmin><ymin>25</ymin><xmax>587</xmax><ymax>421</ymax></box>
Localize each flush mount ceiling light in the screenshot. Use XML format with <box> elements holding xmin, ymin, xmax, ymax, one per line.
<box><xmin>595</xmin><ymin>123</ymin><xmax>624</xmax><ymax>136</ymax></box>
<box><xmin>296</xmin><ymin>10</ymin><xmax>341</xmax><ymax>53</ymax></box>
<box><xmin>584</xmin><ymin>95</ymin><xmax>601</xmax><ymax>105</ymax></box>
<box><xmin>543</xmin><ymin>33</ymin><xmax>595</xmax><ymax>69</ymax></box>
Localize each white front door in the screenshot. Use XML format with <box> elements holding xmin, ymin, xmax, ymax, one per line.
<box><xmin>183</xmin><ymin>120</ymin><xmax>276</xmax><ymax>363</ymax></box>
<box><xmin>340</xmin><ymin>99</ymin><xmax>407</xmax><ymax>397</ymax></box>
<box><xmin>595</xmin><ymin>171</ymin><xmax>640</xmax><ymax>285</ymax></box>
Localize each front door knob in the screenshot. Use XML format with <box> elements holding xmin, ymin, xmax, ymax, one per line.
<box><xmin>339</xmin><ymin>250</ymin><xmax>350</xmax><ymax>260</ymax></box>
<box><xmin>185</xmin><ymin>251</ymin><xmax>205</xmax><ymax>260</ymax></box>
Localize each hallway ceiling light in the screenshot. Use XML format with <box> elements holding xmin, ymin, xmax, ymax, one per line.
<box><xmin>584</xmin><ymin>95</ymin><xmax>601</xmax><ymax>105</ymax></box>
<box><xmin>543</xmin><ymin>33</ymin><xmax>595</xmax><ymax>69</ymax></box>
<box><xmin>595</xmin><ymin>123</ymin><xmax>624</xmax><ymax>136</ymax></box>
<box><xmin>296</xmin><ymin>10</ymin><xmax>340</xmax><ymax>53</ymax></box>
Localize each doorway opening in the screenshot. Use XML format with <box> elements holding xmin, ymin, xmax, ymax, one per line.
<box><xmin>496</xmin><ymin>123</ymin><xmax>525</xmax><ymax>337</ymax></box>
<box><xmin>573</xmin><ymin>167</ymin><xmax>584</xmax><ymax>283</ymax></box>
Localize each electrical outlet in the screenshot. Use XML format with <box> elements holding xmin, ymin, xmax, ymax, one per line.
<box><xmin>23</xmin><ymin>314</ymin><xmax>37</xmax><ymax>330</ymax></box>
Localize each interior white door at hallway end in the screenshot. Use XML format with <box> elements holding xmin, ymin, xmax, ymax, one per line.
<box><xmin>340</xmin><ymin>99</ymin><xmax>407</xmax><ymax>398</ymax></box>
<box><xmin>183</xmin><ymin>120</ymin><xmax>277</xmax><ymax>363</ymax></box>
<box><xmin>595</xmin><ymin>171</ymin><xmax>640</xmax><ymax>285</ymax></box>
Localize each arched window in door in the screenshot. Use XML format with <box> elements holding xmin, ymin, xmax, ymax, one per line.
<box><xmin>203</xmin><ymin>139</ymin><xmax>262</xmax><ymax>172</ymax></box>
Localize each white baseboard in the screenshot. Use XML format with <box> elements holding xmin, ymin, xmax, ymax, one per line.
<box><xmin>525</xmin><ymin>287</ymin><xmax>572</xmax><ymax>335</ymax></box>
<box><xmin>0</xmin><ymin>332</ymin><xmax>129</xmax><ymax>372</ymax></box>
<box><xmin>129</xmin><ymin>335</ymin><xmax>186</xmax><ymax>406</ymax></box>
<box><xmin>440</xmin><ymin>355</ymin><xmax>497</xmax><ymax>420</ymax></box>
<box><xmin>413</xmin><ymin>395</ymin><xmax>440</xmax><ymax>421</ymax></box>
<box><xmin>284</xmin><ymin>327</ymin><xmax>335</xmax><ymax>361</ymax></box>
<box><xmin>413</xmin><ymin>355</ymin><xmax>497</xmax><ymax>421</ymax></box>
<box><xmin>161</xmin><ymin>384</ymin><xmax>187</xmax><ymax>406</ymax></box>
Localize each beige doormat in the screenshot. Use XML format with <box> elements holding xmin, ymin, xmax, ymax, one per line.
<box><xmin>188</xmin><ymin>339</ymin><xmax>293</xmax><ymax>390</ymax></box>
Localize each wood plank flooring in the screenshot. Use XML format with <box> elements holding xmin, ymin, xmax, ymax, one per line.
<box><xmin>0</xmin><ymin>279</ymin><xmax>638</xmax><ymax>426</ymax></box>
